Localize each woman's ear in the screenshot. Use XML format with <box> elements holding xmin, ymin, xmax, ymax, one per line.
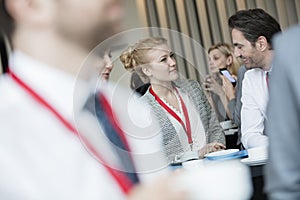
<box><xmin>142</xmin><ymin>66</ymin><xmax>152</xmax><ymax>77</ymax></box>
<box><xmin>226</xmin><ymin>56</ymin><xmax>233</xmax><ymax>66</ymax></box>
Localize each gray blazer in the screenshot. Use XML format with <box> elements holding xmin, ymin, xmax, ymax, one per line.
<box><xmin>265</xmin><ymin>25</ymin><xmax>300</xmax><ymax>200</ymax></box>
<box><xmin>141</xmin><ymin>79</ymin><xmax>225</xmax><ymax>162</ymax></box>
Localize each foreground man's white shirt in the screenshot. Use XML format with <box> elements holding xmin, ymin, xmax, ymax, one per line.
<box><xmin>0</xmin><ymin>51</ymin><xmax>168</xmax><ymax>199</ymax></box>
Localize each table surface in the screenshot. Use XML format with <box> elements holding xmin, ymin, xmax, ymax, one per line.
<box><xmin>170</xmin><ymin>158</ymin><xmax>267</xmax><ymax>200</ymax></box>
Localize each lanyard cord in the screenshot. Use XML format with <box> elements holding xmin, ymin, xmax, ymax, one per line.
<box><xmin>96</xmin><ymin>92</ymin><xmax>140</xmax><ymax>184</ymax></box>
<box><xmin>8</xmin><ymin>70</ymin><xmax>133</xmax><ymax>194</ymax></box>
<box><xmin>149</xmin><ymin>86</ymin><xmax>192</xmax><ymax>144</ymax></box>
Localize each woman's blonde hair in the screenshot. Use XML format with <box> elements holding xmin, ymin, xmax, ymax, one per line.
<box><xmin>208</xmin><ymin>43</ymin><xmax>241</xmax><ymax>76</ymax></box>
<box><xmin>120</xmin><ymin>37</ymin><xmax>167</xmax><ymax>82</ymax></box>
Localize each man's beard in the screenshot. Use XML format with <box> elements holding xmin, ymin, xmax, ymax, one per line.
<box><xmin>81</xmin><ymin>22</ymin><xmax>123</xmax><ymax>51</ymax></box>
<box><xmin>56</xmin><ymin>19</ymin><xmax>123</xmax><ymax>53</ymax></box>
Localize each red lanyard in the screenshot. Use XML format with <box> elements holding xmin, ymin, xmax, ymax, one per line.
<box><xmin>8</xmin><ymin>70</ymin><xmax>133</xmax><ymax>194</ymax></box>
<box><xmin>149</xmin><ymin>86</ymin><xmax>192</xmax><ymax>144</ymax></box>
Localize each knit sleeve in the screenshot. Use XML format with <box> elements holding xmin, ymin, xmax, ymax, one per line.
<box><xmin>187</xmin><ymin>80</ymin><xmax>226</xmax><ymax>145</ymax></box>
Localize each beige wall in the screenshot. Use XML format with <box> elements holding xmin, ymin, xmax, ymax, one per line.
<box><xmin>109</xmin><ymin>0</ymin><xmax>143</xmax><ymax>87</ymax></box>
<box><xmin>2</xmin><ymin>0</ymin><xmax>299</xmax><ymax>86</ymax></box>
<box><xmin>112</xmin><ymin>0</ymin><xmax>300</xmax><ymax>84</ymax></box>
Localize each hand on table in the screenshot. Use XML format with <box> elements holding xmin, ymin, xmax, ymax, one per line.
<box><xmin>198</xmin><ymin>142</ymin><xmax>226</xmax><ymax>158</ymax></box>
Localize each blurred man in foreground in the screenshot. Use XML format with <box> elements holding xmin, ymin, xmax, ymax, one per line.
<box><xmin>0</xmin><ymin>0</ymin><xmax>186</xmax><ymax>199</ymax></box>
<box><xmin>265</xmin><ymin>25</ymin><xmax>300</xmax><ymax>200</ymax></box>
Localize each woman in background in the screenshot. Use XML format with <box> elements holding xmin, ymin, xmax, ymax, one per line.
<box><xmin>120</xmin><ymin>37</ymin><xmax>225</xmax><ymax>163</ymax></box>
<box><xmin>204</xmin><ymin>43</ymin><xmax>241</xmax><ymax>122</ymax></box>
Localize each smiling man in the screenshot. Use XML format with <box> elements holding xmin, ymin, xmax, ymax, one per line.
<box><xmin>228</xmin><ymin>9</ymin><xmax>281</xmax><ymax>149</ymax></box>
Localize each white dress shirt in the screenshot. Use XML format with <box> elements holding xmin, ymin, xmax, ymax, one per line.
<box><xmin>0</xmin><ymin>51</ymin><xmax>168</xmax><ymax>199</ymax></box>
<box><xmin>241</xmin><ymin>68</ymin><xmax>269</xmax><ymax>149</ymax></box>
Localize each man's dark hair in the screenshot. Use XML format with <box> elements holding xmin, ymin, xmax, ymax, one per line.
<box><xmin>0</xmin><ymin>0</ymin><xmax>14</xmax><ymax>39</ymax></box>
<box><xmin>228</xmin><ymin>8</ymin><xmax>281</xmax><ymax>48</ymax></box>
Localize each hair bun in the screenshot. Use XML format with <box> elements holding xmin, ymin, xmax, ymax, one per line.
<box><xmin>120</xmin><ymin>46</ymin><xmax>136</xmax><ymax>71</ymax></box>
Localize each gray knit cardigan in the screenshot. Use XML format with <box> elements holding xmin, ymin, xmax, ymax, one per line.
<box><xmin>141</xmin><ymin>79</ymin><xmax>225</xmax><ymax>163</ymax></box>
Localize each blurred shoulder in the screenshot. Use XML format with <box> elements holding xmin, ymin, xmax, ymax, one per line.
<box><xmin>274</xmin><ymin>25</ymin><xmax>300</xmax><ymax>47</ymax></box>
<box><xmin>0</xmin><ymin>75</ymin><xmax>32</xmax><ymax>112</ymax></box>
<box><xmin>273</xmin><ymin>25</ymin><xmax>300</xmax><ymax>60</ymax></box>
<box><xmin>98</xmin><ymin>82</ymin><xmax>154</xmax><ymax>126</ymax></box>
<box><xmin>99</xmin><ymin>82</ymin><xmax>149</xmax><ymax>110</ymax></box>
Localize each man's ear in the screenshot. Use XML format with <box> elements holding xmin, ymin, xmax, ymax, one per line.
<box><xmin>6</xmin><ymin>0</ymin><xmax>53</xmax><ymax>28</ymax></box>
<box><xmin>142</xmin><ymin>66</ymin><xmax>152</xmax><ymax>77</ymax></box>
<box><xmin>255</xmin><ymin>36</ymin><xmax>268</xmax><ymax>51</ymax></box>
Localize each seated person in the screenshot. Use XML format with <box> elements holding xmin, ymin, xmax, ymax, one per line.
<box><xmin>120</xmin><ymin>37</ymin><xmax>226</xmax><ymax>163</ymax></box>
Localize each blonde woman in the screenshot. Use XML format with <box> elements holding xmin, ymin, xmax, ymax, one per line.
<box><xmin>204</xmin><ymin>43</ymin><xmax>242</xmax><ymax>122</ymax></box>
<box><xmin>120</xmin><ymin>37</ymin><xmax>225</xmax><ymax>163</ymax></box>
